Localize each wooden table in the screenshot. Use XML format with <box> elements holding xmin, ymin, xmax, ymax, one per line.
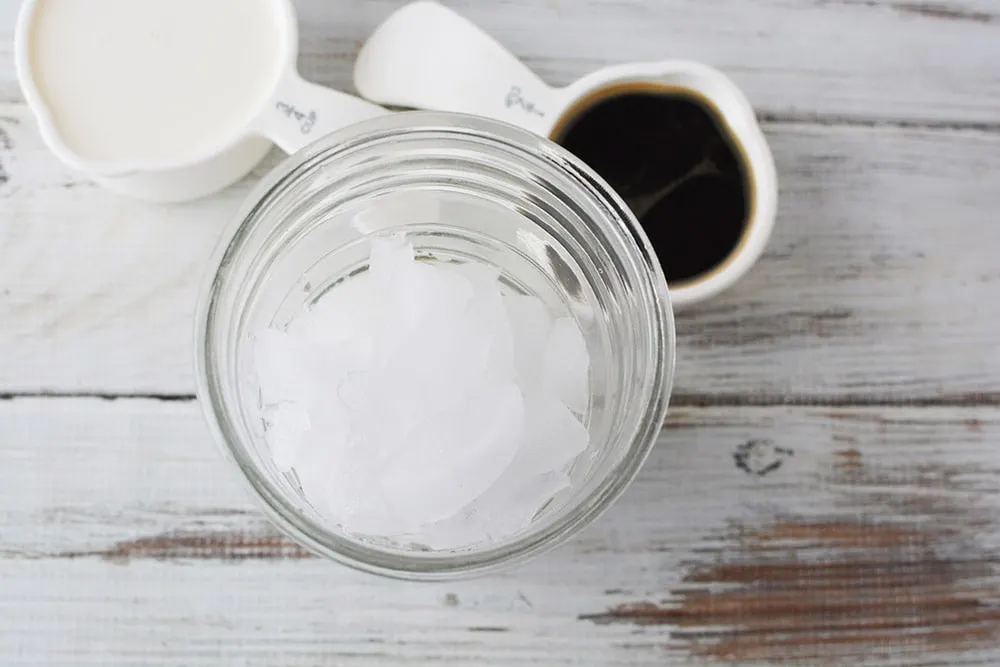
<box><xmin>2</xmin><ymin>0</ymin><xmax>999</xmax><ymax>664</ymax></box>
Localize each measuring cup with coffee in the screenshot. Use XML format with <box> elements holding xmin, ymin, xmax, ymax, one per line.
<box><xmin>355</xmin><ymin>1</ymin><xmax>777</xmax><ymax>308</ymax></box>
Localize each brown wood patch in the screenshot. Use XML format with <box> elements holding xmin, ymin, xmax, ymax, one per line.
<box><xmin>891</xmin><ymin>2</ymin><xmax>993</xmax><ymax>24</ymax></box>
<box><xmin>822</xmin><ymin>0</ymin><xmax>994</xmax><ymax>24</ymax></box>
<box><xmin>61</xmin><ymin>530</ymin><xmax>314</xmax><ymax>561</ymax></box>
<box><xmin>581</xmin><ymin>449</ymin><xmax>1000</xmax><ymax>663</ymax></box>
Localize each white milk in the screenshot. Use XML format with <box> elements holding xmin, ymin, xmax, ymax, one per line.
<box><xmin>27</xmin><ymin>0</ymin><xmax>285</xmax><ymax>164</ymax></box>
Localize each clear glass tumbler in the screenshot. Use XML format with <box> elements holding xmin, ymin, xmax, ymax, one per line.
<box><xmin>195</xmin><ymin>112</ymin><xmax>675</xmax><ymax>579</ymax></box>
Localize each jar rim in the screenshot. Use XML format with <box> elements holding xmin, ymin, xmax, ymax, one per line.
<box><xmin>195</xmin><ymin>111</ymin><xmax>675</xmax><ymax>579</ymax></box>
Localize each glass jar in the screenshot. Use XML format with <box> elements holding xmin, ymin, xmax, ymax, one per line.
<box><xmin>195</xmin><ymin>112</ymin><xmax>674</xmax><ymax>579</ymax></box>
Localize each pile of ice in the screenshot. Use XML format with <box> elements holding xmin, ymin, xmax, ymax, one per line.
<box><xmin>253</xmin><ymin>235</ymin><xmax>590</xmax><ymax>549</ymax></box>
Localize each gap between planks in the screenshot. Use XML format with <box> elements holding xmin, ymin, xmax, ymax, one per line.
<box><xmin>758</xmin><ymin>112</ymin><xmax>1000</xmax><ymax>134</ymax></box>
<box><xmin>3</xmin><ymin>391</ymin><xmax>1000</xmax><ymax>407</ymax></box>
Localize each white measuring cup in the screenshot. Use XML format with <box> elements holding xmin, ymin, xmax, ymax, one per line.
<box><xmin>15</xmin><ymin>0</ymin><xmax>389</xmax><ymax>203</ymax></box>
<box><xmin>355</xmin><ymin>1</ymin><xmax>778</xmax><ymax>307</ymax></box>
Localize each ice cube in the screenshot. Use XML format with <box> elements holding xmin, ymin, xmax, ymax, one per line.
<box><xmin>423</xmin><ymin>466</ymin><xmax>571</xmax><ymax>550</ymax></box>
<box><xmin>418</xmin><ymin>518</ymin><xmax>484</xmax><ymax>550</ymax></box>
<box><xmin>380</xmin><ymin>381</ymin><xmax>526</xmax><ymax>524</ymax></box>
<box><xmin>422</xmin><ymin>393</ymin><xmax>587</xmax><ymax>548</ymax></box>
<box><xmin>374</xmin><ymin>257</ymin><xmax>476</xmax><ymax>365</ymax></box>
<box><xmin>294</xmin><ymin>427</ymin><xmax>394</xmax><ymax>532</ymax></box>
<box><xmin>371</xmin><ymin>268</ymin><xmax>489</xmax><ymax>414</ymax></box>
<box><xmin>368</xmin><ymin>233</ymin><xmax>413</xmax><ymax>281</ymax></box>
<box><xmin>254</xmin><ymin>329</ymin><xmax>311</xmax><ymax>406</ymax></box>
<box><xmin>257</xmin><ymin>327</ymin><xmax>372</xmax><ymax>413</ymax></box>
<box><xmin>417</xmin><ymin>262</ymin><xmax>476</xmax><ymax>314</ymax></box>
<box><xmin>476</xmin><ymin>470</ymin><xmax>570</xmax><ymax>541</ymax></box>
<box><xmin>292</xmin><ymin>271</ymin><xmax>381</xmax><ymax>354</ymax></box>
<box><xmin>453</xmin><ymin>263</ymin><xmax>514</xmax><ymax>379</ymax></box>
<box><xmin>261</xmin><ymin>402</ymin><xmax>311</xmax><ymax>471</ymax></box>
<box><xmin>254</xmin><ymin>233</ymin><xmax>591</xmax><ymax>547</ymax></box>
<box><xmin>503</xmin><ymin>293</ymin><xmax>553</xmax><ymax>386</ymax></box>
<box><xmin>451</xmin><ymin>261</ymin><xmax>499</xmax><ymax>290</ymax></box>
<box><xmin>393</xmin><ymin>262</ymin><xmax>474</xmax><ymax>324</ymax></box>
<box><xmin>514</xmin><ymin>393</ymin><xmax>589</xmax><ymax>475</ymax></box>
<box><xmin>542</xmin><ymin>316</ymin><xmax>590</xmax><ymax>414</ymax></box>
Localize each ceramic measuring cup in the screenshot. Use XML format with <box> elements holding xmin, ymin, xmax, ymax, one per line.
<box><xmin>15</xmin><ymin>0</ymin><xmax>389</xmax><ymax>203</ymax></box>
<box><xmin>355</xmin><ymin>1</ymin><xmax>777</xmax><ymax>307</ymax></box>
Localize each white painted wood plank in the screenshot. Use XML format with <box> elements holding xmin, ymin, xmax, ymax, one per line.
<box><xmin>1</xmin><ymin>560</ymin><xmax>658</xmax><ymax>667</ymax></box>
<box><xmin>2</xmin><ymin>105</ymin><xmax>998</xmax><ymax>398</ymax></box>
<box><xmin>0</xmin><ymin>398</ymin><xmax>257</xmax><ymax>555</ymax></box>
<box><xmin>5</xmin><ymin>397</ymin><xmax>998</xmax><ymax>554</ymax></box>
<box><xmin>1</xmin><ymin>0</ymin><xmax>999</xmax><ymax>123</ymax></box>
<box><xmin>6</xmin><ymin>557</ymin><xmax>994</xmax><ymax>667</ymax></box>
<box><xmin>0</xmin><ymin>106</ymin><xmax>276</xmax><ymax>394</ymax></box>
<box><xmin>2</xmin><ymin>398</ymin><xmax>999</xmax><ymax>664</ymax></box>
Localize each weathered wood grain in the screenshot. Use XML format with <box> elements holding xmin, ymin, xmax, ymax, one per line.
<box><xmin>2</xmin><ymin>1</ymin><xmax>998</xmax><ymax>664</ymax></box>
<box><xmin>1</xmin><ymin>105</ymin><xmax>998</xmax><ymax>399</ymax></box>
<box><xmin>1</xmin><ymin>0</ymin><xmax>999</xmax><ymax>124</ymax></box>
<box><xmin>2</xmin><ymin>398</ymin><xmax>1000</xmax><ymax>664</ymax></box>
<box><xmin>0</xmin><ymin>107</ymin><xmax>274</xmax><ymax>394</ymax></box>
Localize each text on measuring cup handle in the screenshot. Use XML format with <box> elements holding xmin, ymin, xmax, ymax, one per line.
<box><xmin>275</xmin><ymin>101</ymin><xmax>317</xmax><ymax>135</ymax></box>
<box><xmin>505</xmin><ymin>86</ymin><xmax>545</xmax><ymax>118</ymax></box>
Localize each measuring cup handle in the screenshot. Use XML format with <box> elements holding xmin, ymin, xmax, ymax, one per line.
<box><xmin>254</xmin><ymin>73</ymin><xmax>390</xmax><ymax>154</ymax></box>
<box><xmin>355</xmin><ymin>1</ymin><xmax>558</xmax><ymax>135</ymax></box>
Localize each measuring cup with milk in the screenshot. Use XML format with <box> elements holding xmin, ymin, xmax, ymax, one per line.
<box><xmin>355</xmin><ymin>1</ymin><xmax>778</xmax><ymax>307</ymax></box>
<box><xmin>15</xmin><ymin>0</ymin><xmax>388</xmax><ymax>202</ymax></box>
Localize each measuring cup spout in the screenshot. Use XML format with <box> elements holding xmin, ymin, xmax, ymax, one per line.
<box><xmin>355</xmin><ymin>1</ymin><xmax>559</xmax><ymax>135</ymax></box>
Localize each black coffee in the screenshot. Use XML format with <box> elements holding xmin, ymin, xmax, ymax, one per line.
<box><xmin>552</xmin><ymin>86</ymin><xmax>751</xmax><ymax>284</ymax></box>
